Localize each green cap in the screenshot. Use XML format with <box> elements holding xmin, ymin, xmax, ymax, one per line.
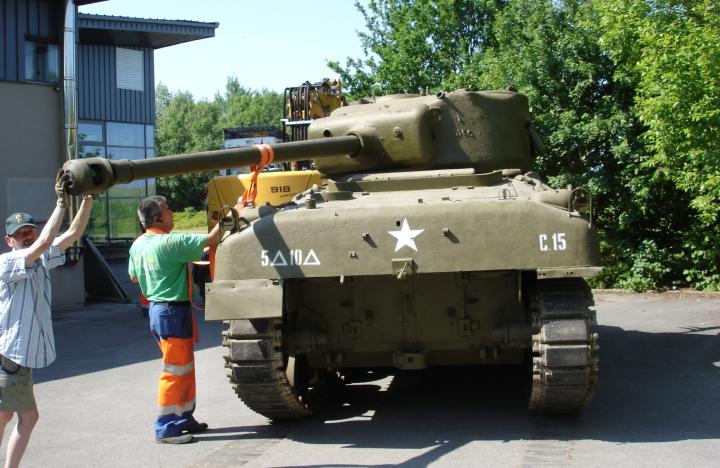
<box><xmin>5</xmin><ymin>213</ymin><xmax>37</xmax><ymax>236</ymax></box>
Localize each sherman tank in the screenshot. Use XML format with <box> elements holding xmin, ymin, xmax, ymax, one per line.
<box><xmin>62</xmin><ymin>89</ymin><xmax>601</xmax><ymax>418</ymax></box>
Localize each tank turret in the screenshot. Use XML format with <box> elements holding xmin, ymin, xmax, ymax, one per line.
<box><xmin>62</xmin><ymin>90</ymin><xmax>541</xmax><ymax>195</ymax></box>
<box><xmin>311</xmin><ymin>89</ymin><xmax>541</xmax><ymax>175</ymax></box>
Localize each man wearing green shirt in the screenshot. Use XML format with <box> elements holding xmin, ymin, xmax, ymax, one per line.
<box><xmin>129</xmin><ymin>196</ymin><xmax>222</xmax><ymax>444</ymax></box>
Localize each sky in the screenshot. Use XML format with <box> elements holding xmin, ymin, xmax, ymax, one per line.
<box><xmin>79</xmin><ymin>0</ymin><xmax>368</xmax><ymax>100</ymax></box>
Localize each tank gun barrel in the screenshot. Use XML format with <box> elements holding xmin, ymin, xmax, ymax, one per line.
<box><xmin>62</xmin><ymin>136</ymin><xmax>361</xmax><ymax>195</ymax></box>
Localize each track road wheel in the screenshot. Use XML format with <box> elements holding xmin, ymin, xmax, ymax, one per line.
<box><xmin>527</xmin><ymin>278</ymin><xmax>599</xmax><ymax>413</ymax></box>
<box><xmin>222</xmin><ymin>318</ymin><xmax>339</xmax><ymax>420</ymax></box>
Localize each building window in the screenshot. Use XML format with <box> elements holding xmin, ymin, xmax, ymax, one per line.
<box><xmin>107</xmin><ymin>122</ymin><xmax>145</xmax><ymax>146</ymax></box>
<box><xmin>107</xmin><ymin>146</ymin><xmax>145</xmax><ymax>161</ymax></box>
<box><xmin>79</xmin><ymin>120</ymin><xmax>156</xmax><ymax>244</ymax></box>
<box><xmin>79</xmin><ymin>122</ymin><xmax>105</xmax><ymax>159</ymax></box>
<box><xmin>116</xmin><ymin>48</ymin><xmax>144</xmax><ymax>91</ymax></box>
<box><xmin>79</xmin><ymin>145</ymin><xmax>106</xmax><ymax>158</ymax></box>
<box><xmin>24</xmin><ymin>41</ymin><xmax>60</xmax><ymax>82</ymax></box>
<box><xmin>79</xmin><ymin>122</ymin><xmax>104</xmax><ymax>143</ymax></box>
<box><xmin>146</xmin><ymin>125</ymin><xmax>155</xmax><ymax>148</ymax></box>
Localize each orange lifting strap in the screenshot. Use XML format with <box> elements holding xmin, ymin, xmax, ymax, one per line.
<box><xmin>241</xmin><ymin>144</ymin><xmax>275</xmax><ymax>207</ymax></box>
<box><xmin>185</xmin><ymin>264</ymin><xmax>200</xmax><ymax>342</ymax></box>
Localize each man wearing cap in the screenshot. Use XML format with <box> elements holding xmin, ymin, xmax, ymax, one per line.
<box><xmin>0</xmin><ymin>171</ymin><xmax>94</xmax><ymax>468</ymax></box>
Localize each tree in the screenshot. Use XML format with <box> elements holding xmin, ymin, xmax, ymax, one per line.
<box><xmin>216</xmin><ymin>77</ymin><xmax>283</xmax><ymax>129</ymax></box>
<box><xmin>154</xmin><ymin>78</ymin><xmax>283</xmax><ymax>210</ymax></box>
<box><xmin>451</xmin><ymin>0</ymin><xmax>693</xmax><ymax>290</ymax></box>
<box><xmin>155</xmin><ymin>82</ymin><xmax>172</xmax><ymax>116</ymax></box>
<box><xmin>328</xmin><ymin>0</ymin><xmax>504</xmax><ymax>98</ymax></box>
<box><xmin>155</xmin><ymin>89</ymin><xmax>214</xmax><ymax>209</ymax></box>
<box><xmin>596</xmin><ymin>0</ymin><xmax>720</xmax><ymax>289</ymax></box>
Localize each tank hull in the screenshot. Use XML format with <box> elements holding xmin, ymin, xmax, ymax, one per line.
<box><xmin>210</xmin><ymin>171</ymin><xmax>600</xmax><ymax>418</ymax></box>
<box><xmin>210</xmin><ymin>176</ymin><xmax>601</xmax><ymax>284</ymax></box>
<box><xmin>219</xmin><ymin>271</ymin><xmax>598</xmax><ymax>418</ymax></box>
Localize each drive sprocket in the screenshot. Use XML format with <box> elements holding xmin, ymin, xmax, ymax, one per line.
<box><xmin>223</xmin><ymin>318</ymin><xmax>332</xmax><ymax>420</ymax></box>
<box><xmin>528</xmin><ymin>278</ymin><xmax>599</xmax><ymax>413</ymax></box>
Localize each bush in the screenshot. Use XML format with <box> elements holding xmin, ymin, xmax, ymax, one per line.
<box><xmin>614</xmin><ymin>240</ymin><xmax>672</xmax><ymax>291</ymax></box>
<box><xmin>173</xmin><ymin>208</ymin><xmax>207</xmax><ymax>233</ymax></box>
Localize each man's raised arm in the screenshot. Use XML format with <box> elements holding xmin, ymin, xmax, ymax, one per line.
<box><xmin>23</xmin><ymin>169</ymin><xmax>71</xmax><ymax>266</ymax></box>
<box><xmin>56</xmin><ymin>195</ymin><xmax>95</xmax><ymax>251</ymax></box>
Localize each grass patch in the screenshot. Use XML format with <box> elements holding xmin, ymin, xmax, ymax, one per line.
<box><xmin>173</xmin><ymin>208</ymin><xmax>208</xmax><ymax>233</ymax></box>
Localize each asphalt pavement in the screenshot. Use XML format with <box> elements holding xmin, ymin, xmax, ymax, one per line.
<box><xmin>1</xmin><ymin>279</ymin><xmax>719</xmax><ymax>467</ymax></box>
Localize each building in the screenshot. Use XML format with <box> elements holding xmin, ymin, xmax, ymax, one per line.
<box><xmin>222</xmin><ymin>126</ymin><xmax>285</xmax><ymax>175</ymax></box>
<box><xmin>0</xmin><ymin>0</ymin><xmax>217</xmax><ymax>305</ymax></box>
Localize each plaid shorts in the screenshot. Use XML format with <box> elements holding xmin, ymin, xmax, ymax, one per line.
<box><xmin>0</xmin><ymin>365</ymin><xmax>36</xmax><ymax>413</ymax></box>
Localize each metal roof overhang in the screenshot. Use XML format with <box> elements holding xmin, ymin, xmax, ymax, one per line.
<box><xmin>78</xmin><ymin>14</ymin><xmax>218</xmax><ymax>49</ymax></box>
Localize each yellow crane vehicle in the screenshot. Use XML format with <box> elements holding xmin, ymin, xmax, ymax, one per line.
<box><xmin>205</xmin><ymin>79</ymin><xmax>345</xmax><ymax>224</ymax></box>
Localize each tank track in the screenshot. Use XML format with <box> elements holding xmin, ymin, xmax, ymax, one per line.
<box><xmin>528</xmin><ymin>278</ymin><xmax>599</xmax><ymax>413</ymax></box>
<box><xmin>222</xmin><ymin>318</ymin><xmax>312</xmax><ymax>420</ymax></box>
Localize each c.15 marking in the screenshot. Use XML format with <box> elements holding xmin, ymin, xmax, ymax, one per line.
<box><xmin>539</xmin><ymin>233</ymin><xmax>567</xmax><ymax>251</ymax></box>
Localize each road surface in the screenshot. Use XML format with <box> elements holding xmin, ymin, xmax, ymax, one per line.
<box><xmin>2</xmin><ymin>289</ymin><xmax>718</xmax><ymax>467</ymax></box>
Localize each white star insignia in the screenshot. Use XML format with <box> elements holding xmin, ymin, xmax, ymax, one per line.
<box><xmin>388</xmin><ymin>218</ymin><xmax>424</xmax><ymax>252</ymax></box>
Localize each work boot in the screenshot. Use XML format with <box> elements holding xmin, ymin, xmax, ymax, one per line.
<box><xmin>183</xmin><ymin>421</ymin><xmax>209</xmax><ymax>434</ymax></box>
<box><xmin>156</xmin><ymin>434</ymin><xmax>193</xmax><ymax>444</ymax></box>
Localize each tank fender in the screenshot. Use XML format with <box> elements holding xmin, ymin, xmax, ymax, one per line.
<box><xmin>205</xmin><ymin>279</ymin><xmax>282</xmax><ymax>320</ymax></box>
<box><xmin>532</xmin><ymin>189</ymin><xmax>571</xmax><ymax>209</ymax></box>
<box><xmin>532</xmin><ymin>188</ymin><xmax>592</xmax><ymax>215</ymax></box>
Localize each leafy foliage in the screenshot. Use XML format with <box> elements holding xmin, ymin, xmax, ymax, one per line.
<box><xmin>330</xmin><ymin>0</ymin><xmax>720</xmax><ymax>290</ymax></box>
<box><xmin>596</xmin><ymin>0</ymin><xmax>720</xmax><ymax>289</ymax></box>
<box><xmin>154</xmin><ymin>78</ymin><xmax>283</xmax><ymax>210</ymax></box>
<box><xmin>172</xmin><ymin>207</ymin><xmax>208</xmax><ymax>233</ymax></box>
<box><xmin>328</xmin><ymin>0</ymin><xmax>504</xmax><ymax>97</ymax></box>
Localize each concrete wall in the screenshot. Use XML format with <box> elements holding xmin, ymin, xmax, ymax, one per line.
<box><xmin>0</xmin><ymin>80</ymin><xmax>86</xmax><ymax>307</ymax></box>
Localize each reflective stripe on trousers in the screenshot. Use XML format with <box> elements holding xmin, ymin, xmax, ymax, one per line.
<box><xmin>149</xmin><ymin>302</ymin><xmax>201</xmax><ymax>438</ymax></box>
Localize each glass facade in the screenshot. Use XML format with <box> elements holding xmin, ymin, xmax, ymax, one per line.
<box><xmin>78</xmin><ymin>122</ymin><xmax>103</xmax><ymax>142</ymax></box>
<box><xmin>107</xmin><ymin>122</ymin><xmax>145</xmax><ymax>147</ymax></box>
<box><xmin>79</xmin><ymin>121</ymin><xmax>155</xmax><ymax>243</ymax></box>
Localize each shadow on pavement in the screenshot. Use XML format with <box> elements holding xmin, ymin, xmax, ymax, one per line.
<box><xmin>192</xmin><ymin>423</ymin><xmax>295</xmax><ymax>443</ymax></box>
<box><xmin>36</xmin><ymin>301</ymin><xmax>224</xmax><ymax>384</ymax></box>
<box><xmin>259</xmin><ymin>323</ymin><xmax>720</xmax><ymax>467</ymax></box>
<box><xmin>39</xmin><ymin>258</ymin><xmax>224</xmax><ymax>384</ymax></box>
